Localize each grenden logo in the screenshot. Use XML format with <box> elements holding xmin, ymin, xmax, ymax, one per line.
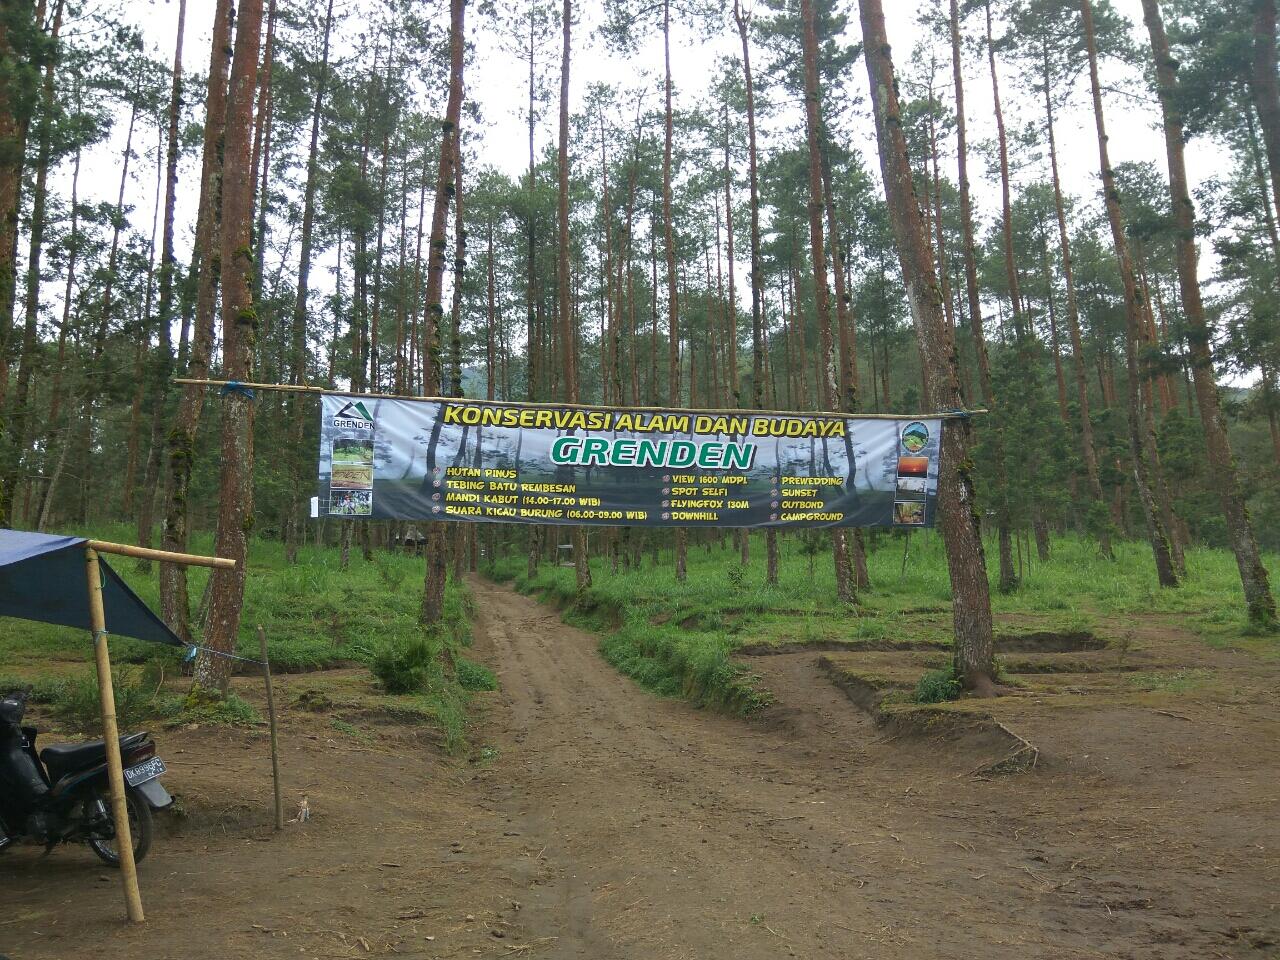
<box><xmin>333</xmin><ymin>400</ymin><xmax>374</xmax><ymax>429</ymax></box>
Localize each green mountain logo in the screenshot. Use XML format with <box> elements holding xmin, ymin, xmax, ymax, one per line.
<box><xmin>900</xmin><ymin>421</ymin><xmax>930</xmax><ymax>454</ymax></box>
<box><xmin>334</xmin><ymin>400</ymin><xmax>374</xmax><ymax>426</ymax></box>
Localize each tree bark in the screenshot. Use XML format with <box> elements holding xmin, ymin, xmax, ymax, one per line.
<box><xmin>950</xmin><ymin>0</ymin><xmax>1016</xmax><ymax>592</ymax></box>
<box><xmin>0</xmin><ymin>0</ymin><xmax>38</xmax><ymax>523</ymax></box>
<box><xmin>123</xmin><ymin>142</ymin><xmax>163</xmax><ymax>518</ymax></box>
<box><xmin>134</xmin><ymin>0</ymin><xmax>187</xmax><ymax>564</ymax></box>
<box><xmin>659</xmin><ymin>0</ymin><xmax>686</xmax><ymax>582</ymax></box>
<box><xmin>34</xmin><ymin>133</ymin><xmax>78</xmax><ymax>529</ymax></box>
<box><xmin>1043</xmin><ymin>40</ymin><xmax>1112</xmax><ymax>558</ymax></box>
<box><xmin>733</xmin><ymin>0</ymin><xmax>774</xmax><ymax>582</ymax></box>
<box><xmin>0</xmin><ymin>0</ymin><xmax>36</xmax><ymax>437</ymax></box>
<box><xmin>860</xmin><ymin>0</ymin><xmax>998</xmax><ymax>693</ymax></box>
<box><xmin>721</xmin><ymin>107</ymin><xmax>739</xmax><ymax>409</ymax></box>
<box><xmin>557</xmin><ymin>0</ymin><xmax>590</xmax><ymax>597</ymax></box>
<box><xmin>7</xmin><ymin>0</ymin><xmax>63</xmax><ymax>522</ymax></box>
<box><xmin>195</xmin><ymin>0</ymin><xmax>264</xmax><ymax>695</ymax></box>
<box><xmin>798</xmin><ymin>0</ymin><xmax>853</xmax><ymax>605</ymax></box>
<box><xmin>985</xmin><ymin>0</ymin><xmax>1025</xmax><ymax>339</ymax></box>
<box><xmin>420</xmin><ymin>0</ymin><xmax>465</xmax><ymax>626</ymax></box>
<box><xmin>283</xmin><ymin>0</ymin><xmax>334</xmax><ymax>566</ymax></box>
<box><xmin>369</xmin><ymin>41</ymin><xmax>396</xmax><ymax>394</ymax></box>
<box><xmin>1144</xmin><ymin>0</ymin><xmax>1275</xmax><ymax>624</ymax></box>
<box><xmin>249</xmin><ymin>0</ymin><xmax>277</xmax><ymax>310</ymax></box>
<box><xmin>1079</xmin><ymin>0</ymin><xmax>1179</xmax><ymax>589</ymax></box>
<box><xmin>160</xmin><ymin>0</ymin><xmax>232</xmax><ymax>640</ymax></box>
<box><xmin>1251</xmin><ymin>0</ymin><xmax>1280</xmax><ymax>221</ymax></box>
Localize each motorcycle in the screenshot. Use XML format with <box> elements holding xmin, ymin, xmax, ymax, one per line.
<box><xmin>0</xmin><ymin>689</ymin><xmax>172</xmax><ymax>866</ymax></box>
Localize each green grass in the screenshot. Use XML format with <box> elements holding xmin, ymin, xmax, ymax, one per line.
<box><xmin>0</xmin><ymin>523</ymin><xmax>481</xmax><ymax>750</ymax></box>
<box><xmin>329</xmin><ymin>717</ymin><xmax>373</xmax><ymax>742</ymax></box>
<box><xmin>913</xmin><ymin>666</ymin><xmax>962</xmax><ymax>704</ymax></box>
<box><xmin>1126</xmin><ymin>669</ymin><xmax>1211</xmax><ymax>694</ymax></box>
<box><xmin>456</xmin><ymin>657</ymin><xmax>498</xmax><ymax>691</ymax></box>
<box><xmin>47</xmin><ymin>668</ymin><xmax>183</xmax><ymax>732</ymax></box>
<box><xmin>488</xmin><ymin>530</ymin><xmax>1278</xmax><ymax>713</ymax></box>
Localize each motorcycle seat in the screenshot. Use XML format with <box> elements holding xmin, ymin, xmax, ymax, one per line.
<box><xmin>41</xmin><ymin>733</ymin><xmax>148</xmax><ymax>783</ymax></box>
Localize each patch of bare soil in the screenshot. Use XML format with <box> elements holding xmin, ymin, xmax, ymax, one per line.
<box><xmin>2</xmin><ymin>581</ymin><xmax>1277</xmax><ymax>959</ymax></box>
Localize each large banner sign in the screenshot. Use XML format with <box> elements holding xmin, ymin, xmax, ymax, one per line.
<box><xmin>316</xmin><ymin>394</ymin><xmax>942</xmax><ymax>529</ymax></box>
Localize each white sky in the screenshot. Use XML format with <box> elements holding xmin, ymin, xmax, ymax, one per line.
<box><xmin>64</xmin><ymin>0</ymin><xmax>1233</xmax><ymax>373</ymax></box>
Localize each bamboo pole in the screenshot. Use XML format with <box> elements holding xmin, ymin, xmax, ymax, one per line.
<box><xmin>86</xmin><ymin>539</ymin><xmax>235</xmax><ymax>569</ymax></box>
<box><xmin>257</xmin><ymin>625</ymin><xmax>284</xmax><ymax>831</ymax></box>
<box><xmin>85</xmin><ymin>547</ymin><xmax>145</xmax><ymax>923</ymax></box>
<box><xmin>174</xmin><ymin>377</ymin><xmax>987</xmax><ymax>422</ymax></box>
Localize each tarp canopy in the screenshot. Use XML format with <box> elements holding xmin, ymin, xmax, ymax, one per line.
<box><xmin>0</xmin><ymin>530</ymin><xmax>182</xmax><ymax>646</ymax></box>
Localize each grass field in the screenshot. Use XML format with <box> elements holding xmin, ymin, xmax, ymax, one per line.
<box><xmin>5</xmin><ymin>524</ymin><xmax>1274</xmax><ymax>746</ymax></box>
<box><xmin>0</xmin><ymin>524</ymin><xmax>481</xmax><ymax>750</ymax></box>
<box><xmin>488</xmin><ymin>529</ymin><xmax>1280</xmax><ymax>711</ymax></box>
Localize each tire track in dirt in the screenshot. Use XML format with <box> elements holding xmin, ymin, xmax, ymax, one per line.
<box><xmin>467</xmin><ymin>579</ymin><xmax>966</xmax><ymax>957</ymax></box>
<box><xmin>466</xmin><ymin>577</ymin><xmax>1279</xmax><ymax>960</ymax></box>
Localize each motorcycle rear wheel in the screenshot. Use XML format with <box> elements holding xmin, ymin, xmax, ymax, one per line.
<box><xmin>87</xmin><ymin>785</ymin><xmax>153</xmax><ymax>866</ymax></box>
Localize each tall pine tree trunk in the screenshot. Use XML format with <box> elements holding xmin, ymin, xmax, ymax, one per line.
<box><xmin>135</xmin><ymin>0</ymin><xmax>186</xmax><ymax>565</ymax></box>
<box><xmin>1043</xmin><ymin>41</ymin><xmax>1112</xmax><ymax>558</ymax></box>
<box><xmin>160</xmin><ymin>0</ymin><xmax>232</xmax><ymax>640</ymax></box>
<box><xmin>1080</xmin><ymin>0</ymin><xmax>1178</xmax><ymax>589</ymax></box>
<box><xmin>0</xmin><ymin>0</ymin><xmax>38</xmax><ymax>524</ymax></box>
<box><xmin>421</xmin><ymin>0</ymin><xmax>465</xmax><ymax>625</ymax></box>
<box><xmin>284</xmin><ymin>0</ymin><xmax>335</xmax><ymax>565</ymax></box>
<box><xmin>799</xmin><ymin>0</ymin><xmax>852</xmax><ymax>605</ymax></box>
<box><xmin>1251</xmin><ymin>0</ymin><xmax>1280</xmax><ymax>219</ymax></box>
<box><xmin>986</xmin><ymin>0</ymin><xmax>1025</xmax><ymax>341</ymax></box>
<box><xmin>1145</xmin><ymin>0</ymin><xmax>1274</xmax><ymax>623</ymax></box>
<box><xmin>819</xmin><ymin>71</ymin><xmax>870</xmax><ymax>591</ymax></box>
<box><xmin>733</xmin><ymin>0</ymin><xmax>773</xmax><ymax>583</ymax></box>
<box><xmin>660</xmin><ymin>0</ymin><xmax>686</xmax><ymax>582</ymax></box>
<box><xmin>861</xmin><ymin>0</ymin><xmax>997</xmax><ymax>693</ymax></box>
<box><xmin>7</xmin><ymin>0</ymin><xmax>64</xmax><ymax>521</ymax></box>
<box><xmin>557</xmin><ymin>0</ymin><xmax>590</xmax><ymax>596</ymax></box>
<box><xmin>950</xmin><ymin>0</ymin><xmax>1016</xmax><ymax>592</ymax></box>
<box><xmin>195</xmin><ymin>0</ymin><xmax>264</xmax><ymax>695</ymax></box>
<box><xmin>0</xmin><ymin>0</ymin><xmax>36</xmax><ymax>435</ymax></box>
<box><xmin>34</xmin><ymin>134</ymin><xmax>79</xmax><ymax>530</ymax></box>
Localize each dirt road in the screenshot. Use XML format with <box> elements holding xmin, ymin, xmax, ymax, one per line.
<box><xmin>2</xmin><ymin>578</ymin><xmax>1275</xmax><ymax>959</ymax></box>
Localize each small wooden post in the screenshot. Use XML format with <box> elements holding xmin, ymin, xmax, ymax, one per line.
<box><xmin>85</xmin><ymin>547</ymin><xmax>145</xmax><ymax>923</ymax></box>
<box><xmin>258</xmin><ymin>625</ymin><xmax>284</xmax><ymax>831</ymax></box>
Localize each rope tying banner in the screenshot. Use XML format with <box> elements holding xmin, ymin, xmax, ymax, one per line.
<box><xmin>184</xmin><ymin>644</ymin><xmax>266</xmax><ymax>666</ymax></box>
<box><xmin>218</xmin><ymin>381</ymin><xmax>257</xmax><ymax>401</ymax></box>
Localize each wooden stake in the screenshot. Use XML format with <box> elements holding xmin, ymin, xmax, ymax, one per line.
<box><xmin>85</xmin><ymin>547</ymin><xmax>145</xmax><ymax>923</ymax></box>
<box><xmin>258</xmin><ymin>625</ymin><xmax>284</xmax><ymax>831</ymax></box>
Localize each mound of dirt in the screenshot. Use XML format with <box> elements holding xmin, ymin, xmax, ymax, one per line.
<box><xmin>995</xmin><ymin>630</ymin><xmax>1107</xmax><ymax>652</ymax></box>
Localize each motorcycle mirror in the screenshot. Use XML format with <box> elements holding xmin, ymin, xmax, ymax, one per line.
<box><xmin>0</xmin><ymin>698</ymin><xmax>24</xmax><ymax>725</ymax></box>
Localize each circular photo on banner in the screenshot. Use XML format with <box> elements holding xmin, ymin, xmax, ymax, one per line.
<box><xmin>900</xmin><ymin>421</ymin><xmax>930</xmax><ymax>454</ymax></box>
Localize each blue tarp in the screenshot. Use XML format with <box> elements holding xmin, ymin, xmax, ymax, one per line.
<box><xmin>0</xmin><ymin>530</ymin><xmax>182</xmax><ymax>646</ymax></box>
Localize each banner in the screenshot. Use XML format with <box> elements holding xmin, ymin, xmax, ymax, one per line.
<box><xmin>316</xmin><ymin>394</ymin><xmax>942</xmax><ymax>529</ymax></box>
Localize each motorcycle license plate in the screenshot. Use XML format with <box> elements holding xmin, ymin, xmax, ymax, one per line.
<box><xmin>124</xmin><ymin>756</ymin><xmax>166</xmax><ymax>787</ymax></box>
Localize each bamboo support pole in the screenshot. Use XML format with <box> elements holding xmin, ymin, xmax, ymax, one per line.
<box><xmin>85</xmin><ymin>547</ymin><xmax>145</xmax><ymax>923</ymax></box>
<box><xmin>174</xmin><ymin>377</ymin><xmax>987</xmax><ymax>422</ymax></box>
<box><xmin>86</xmin><ymin>539</ymin><xmax>236</xmax><ymax>569</ymax></box>
<box><xmin>257</xmin><ymin>625</ymin><xmax>284</xmax><ymax>831</ymax></box>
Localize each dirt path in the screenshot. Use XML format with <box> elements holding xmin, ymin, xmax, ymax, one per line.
<box><xmin>464</xmin><ymin>579</ymin><xmax>1277</xmax><ymax>959</ymax></box>
<box><xmin>1</xmin><ymin>578</ymin><xmax>1275</xmax><ymax>959</ymax></box>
